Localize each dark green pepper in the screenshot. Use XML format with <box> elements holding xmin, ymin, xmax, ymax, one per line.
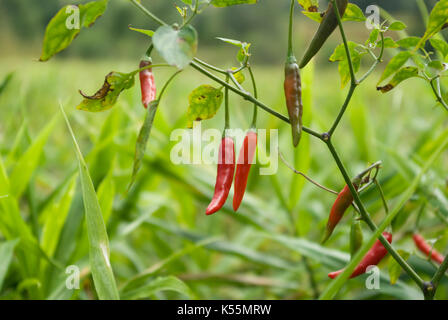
<box><xmin>299</xmin><ymin>0</ymin><xmax>348</xmax><ymax>69</ymax></box>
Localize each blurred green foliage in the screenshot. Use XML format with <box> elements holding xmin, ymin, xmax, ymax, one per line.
<box><xmin>0</xmin><ymin>0</ymin><xmax>438</xmax><ymax>63</ymax></box>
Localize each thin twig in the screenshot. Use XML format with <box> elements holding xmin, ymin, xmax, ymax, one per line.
<box><xmin>279</xmin><ymin>149</ymin><xmax>338</xmax><ymax>195</ymax></box>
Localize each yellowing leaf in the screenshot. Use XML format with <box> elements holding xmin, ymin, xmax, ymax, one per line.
<box><xmin>186</xmin><ymin>85</ymin><xmax>223</xmax><ymax>128</ymax></box>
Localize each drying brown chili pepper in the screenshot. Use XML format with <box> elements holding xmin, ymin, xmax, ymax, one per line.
<box><xmin>299</xmin><ymin>0</ymin><xmax>348</xmax><ymax>69</ymax></box>
<box><xmin>233</xmin><ymin>130</ymin><xmax>257</xmax><ymax>211</ymax></box>
<box><xmin>322</xmin><ymin>177</ymin><xmax>361</xmax><ymax>243</ymax></box>
<box><xmin>139</xmin><ymin>59</ymin><xmax>156</xmax><ymax>109</ymax></box>
<box><xmin>413</xmin><ymin>233</ymin><xmax>445</xmax><ymax>264</ymax></box>
<box><xmin>206</xmin><ymin>135</ymin><xmax>235</xmax><ymax>215</ymax></box>
<box><xmin>328</xmin><ymin>232</ymin><xmax>392</xmax><ymax>279</ymax></box>
<box><xmin>284</xmin><ymin>57</ymin><xmax>303</xmax><ymax>147</ymax></box>
<box><xmin>284</xmin><ymin>0</ymin><xmax>303</xmax><ymax>147</ymax></box>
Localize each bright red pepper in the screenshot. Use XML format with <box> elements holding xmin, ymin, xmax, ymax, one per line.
<box><xmin>233</xmin><ymin>130</ymin><xmax>257</xmax><ymax>211</ymax></box>
<box><xmin>206</xmin><ymin>136</ymin><xmax>235</xmax><ymax>215</ymax></box>
<box><xmin>413</xmin><ymin>233</ymin><xmax>445</xmax><ymax>264</ymax></box>
<box><xmin>322</xmin><ymin>181</ymin><xmax>359</xmax><ymax>243</ymax></box>
<box><xmin>328</xmin><ymin>232</ymin><xmax>392</xmax><ymax>279</ymax></box>
<box><xmin>139</xmin><ymin>59</ymin><xmax>156</xmax><ymax>109</ymax></box>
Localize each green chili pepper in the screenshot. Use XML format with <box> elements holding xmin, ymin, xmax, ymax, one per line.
<box><xmin>299</xmin><ymin>0</ymin><xmax>348</xmax><ymax>69</ymax></box>
<box><xmin>350</xmin><ymin>220</ymin><xmax>363</xmax><ymax>258</ymax></box>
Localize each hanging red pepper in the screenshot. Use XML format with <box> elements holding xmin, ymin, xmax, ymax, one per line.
<box><xmin>413</xmin><ymin>233</ymin><xmax>445</xmax><ymax>264</ymax></box>
<box><xmin>206</xmin><ymin>135</ymin><xmax>235</xmax><ymax>215</ymax></box>
<box><xmin>233</xmin><ymin>130</ymin><xmax>257</xmax><ymax>211</ymax></box>
<box><xmin>139</xmin><ymin>59</ymin><xmax>156</xmax><ymax>109</ymax></box>
<box><xmin>328</xmin><ymin>232</ymin><xmax>392</xmax><ymax>279</ymax></box>
<box><xmin>322</xmin><ymin>178</ymin><xmax>361</xmax><ymax>243</ymax></box>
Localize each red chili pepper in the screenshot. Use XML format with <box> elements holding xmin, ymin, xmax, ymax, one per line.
<box><xmin>413</xmin><ymin>233</ymin><xmax>445</xmax><ymax>264</ymax></box>
<box><xmin>322</xmin><ymin>181</ymin><xmax>360</xmax><ymax>243</ymax></box>
<box><xmin>139</xmin><ymin>59</ymin><xmax>156</xmax><ymax>109</ymax></box>
<box><xmin>233</xmin><ymin>130</ymin><xmax>257</xmax><ymax>211</ymax></box>
<box><xmin>206</xmin><ymin>136</ymin><xmax>235</xmax><ymax>215</ymax></box>
<box><xmin>328</xmin><ymin>232</ymin><xmax>392</xmax><ymax>279</ymax></box>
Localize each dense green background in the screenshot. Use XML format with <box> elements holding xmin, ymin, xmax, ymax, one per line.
<box><xmin>0</xmin><ymin>0</ymin><xmax>447</xmax><ymax>300</ymax></box>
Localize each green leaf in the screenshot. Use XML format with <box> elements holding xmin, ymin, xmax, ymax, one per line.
<box><xmin>40</xmin><ymin>176</ymin><xmax>77</xmax><ymax>257</ymax></box>
<box><xmin>186</xmin><ymin>85</ymin><xmax>223</xmax><ymax>128</ymax></box>
<box><xmin>60</xmin><ymin>105</ymin><xmax>119</xmax><ymax>300</ymax></box>
<box><xmin>129</xmin><ymin>100</ymin><xmax>159</xmax><ymax>190</ymax></box>
<box><xmin>301</xmin><ymin>11</ymin><xmax>322</xmax><ymax>23</ymax></box>
<box><xmin>216</xmin><ymin>37</ymin><xmax>251</xmax><ymax>62</ymax></box>
<box><xmin>77</xmin><ymin>71</ymin><xmax>135</xmax><ymax>112</ymax></box>
<box><xmin>97</xmin><ymin>167</ymin><xmax>115</xmax><ymax>224</ymax></box>
<box><xmin>297</xmin><ymin>0</ymin><xmax>319</xmax><ymax>12</ymax></box>
<box><xmin>231</xmin><ymin>67</ymin><xmax>245</xmax><ymax>84</ymax></box>
<box><xmin>121</xmin><ymin>276</ymin><xmax>195</xmax><ymax>300</ymax></box>
<box><xmin>145</xmin><ymin>218</ymin><xmax>294</xmax><ymax>270</ymax></box>
<box><xmin>389</xmin><ymin>21</ymin><xmax>407</xmax><ymax>31</ymax></box>
<box><xmin>366</xmin><ymin>29</ymin><xmax>379</xmax><ymax>45</ymax></box>
<box><xmin>388</xmin><ymin>250</ymin><xmax>410</xmax><ymax>285</ymax></box>
<box><xmin>39</xmin><ymin>0</ymin><xmax>108</xmax><ymax>61</ymax></box>
<box><xmin>396</xmin><ymin>37</ymin><xmax>421</xmax><ymax>49</ymax></box>
<box><xmin>377</xmin><ymin>51</ymin><xmax>412</xmax><ymax>85</ymax></box>
<box><xmin>427</xmin><ymin>60</ymin><xmax>445</xmax><ymax>71</ymax></box>
<box><xmin>0</xmin><ymin>72</ymin><xmax>14</xmax><ymax>97</ymax></box>
<box><xmin>430</xmin><ymin>38</ymin><xmax>448</xmax><ymax>58</ymax></box>
<box><xmin>128</xmin><ymin>26</ymin><xmax>154</xmax><ymax>37</ymax></box>
<box><xmin>211</xmin><ymin>0</ymin><xmax>257</xmax><ymax>7</ymax></box>
<box><xmin>0</xmin><ymin>239</ymin><xmax>18</xmax><ymax>291</ymax></box>
<box><xmin>153</xmin><ymin>25</ymin><xmax>198</xmax><ymax>69</ymax></box>
<box><xmin>416</xmin><ymin>0</ymin><xmax>448</xmax><ymax>50</ymax></box>
<box><xmin>377</xmin><ymin>66</ymin><xmax>420</xmax><ymax>93</ymax></box>
<box><xmin>10</xmin><ymin>116</ymin><xmax>57</xmax><ymax>198</ymax></box>
<box><xmin>342</xmin><ymin>3</ymin><xmax>366</xmax><ymax>22</ymax></box>
<box><xmin>329</xmin><ymin>41</ymin><xmax>361</xmax><ymax>88</ymax></box>
<box><xmin>378</xmin><ymin>37</ymin><xmax>399</xmax><ymax>49</ymax></box>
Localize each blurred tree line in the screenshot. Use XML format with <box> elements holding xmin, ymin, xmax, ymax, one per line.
<box><xmin>0</xmin><ymin>0</ymin><xmax>437</xmax><ymax>63</ymax></box>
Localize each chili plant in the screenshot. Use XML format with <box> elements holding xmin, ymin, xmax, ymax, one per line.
<box><xmin>19</xmin><ymin>0</ymin><xmax>448</xmax><ymax>300</ymax></box>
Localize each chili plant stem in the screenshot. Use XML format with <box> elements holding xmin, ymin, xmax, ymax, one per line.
<box><xmin>130</xmin><ymin>0</ymin><xmax>167</xmax><ymax>26</ymax></box>
<box><xmin>332</xmin><ymin>0</ymin><xmax>356</xmax><ymax>86</ymax></box>
<box><xmin>358</xmin><ymin>33</ymin><xmax>385</xmax><ymax>84</ymax></box>
<box><xmin>430</xmin><ymin>78</ymin><xmax>448</xmax><ymax>113</ymax></box>
<box><xmin>248</xmin><ymin>66</ymin><xmax>258</xmax><ymax>128</ymax></box>
<box><xmin>190</xmin><ymin>61</ymin><xmax>324</xmax><ymax>140</ymax></box>
<box><xmin>327</xmin><ymin>83</ymin><xmax>356</xmax><ymax>136</ymax></box>
<box><xmin>193</xmin><ymin>58</ymin><xmax>228</xmax><ymax>74</ymax></box>
<box><xmin>325</xmin><ymin>140</ymin><xmax>426</xmax><ymax>291</ymax></box>
<box><xmin>430</xmin><ymin>255</ymin><xmax>448</xmax><ymax>295</ymax></box>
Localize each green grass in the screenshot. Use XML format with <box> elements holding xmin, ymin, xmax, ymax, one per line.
<box><xmin>0</xmin><ymin>56</ymin><xmax>447</xmax><ymax>300</ymax></box>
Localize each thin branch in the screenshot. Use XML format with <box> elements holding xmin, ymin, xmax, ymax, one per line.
<box><xmin>374</xmin><ymin>178</ymin><xmax>389</xmax><ymax>214</ymax></box>
<box><xmin>130</xmin><ymin>0</ymin><xmax>166</xmax><ymax>26</ymax></box>
<box><xmin>279</xmin><ymin>149</ymin><xmax>338</xmax><ymax>195</ymax></box>
<box><xmin>332</xmin><ymin>0</ymin><xmax>356</xmax><ymax>85</ymax></box>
